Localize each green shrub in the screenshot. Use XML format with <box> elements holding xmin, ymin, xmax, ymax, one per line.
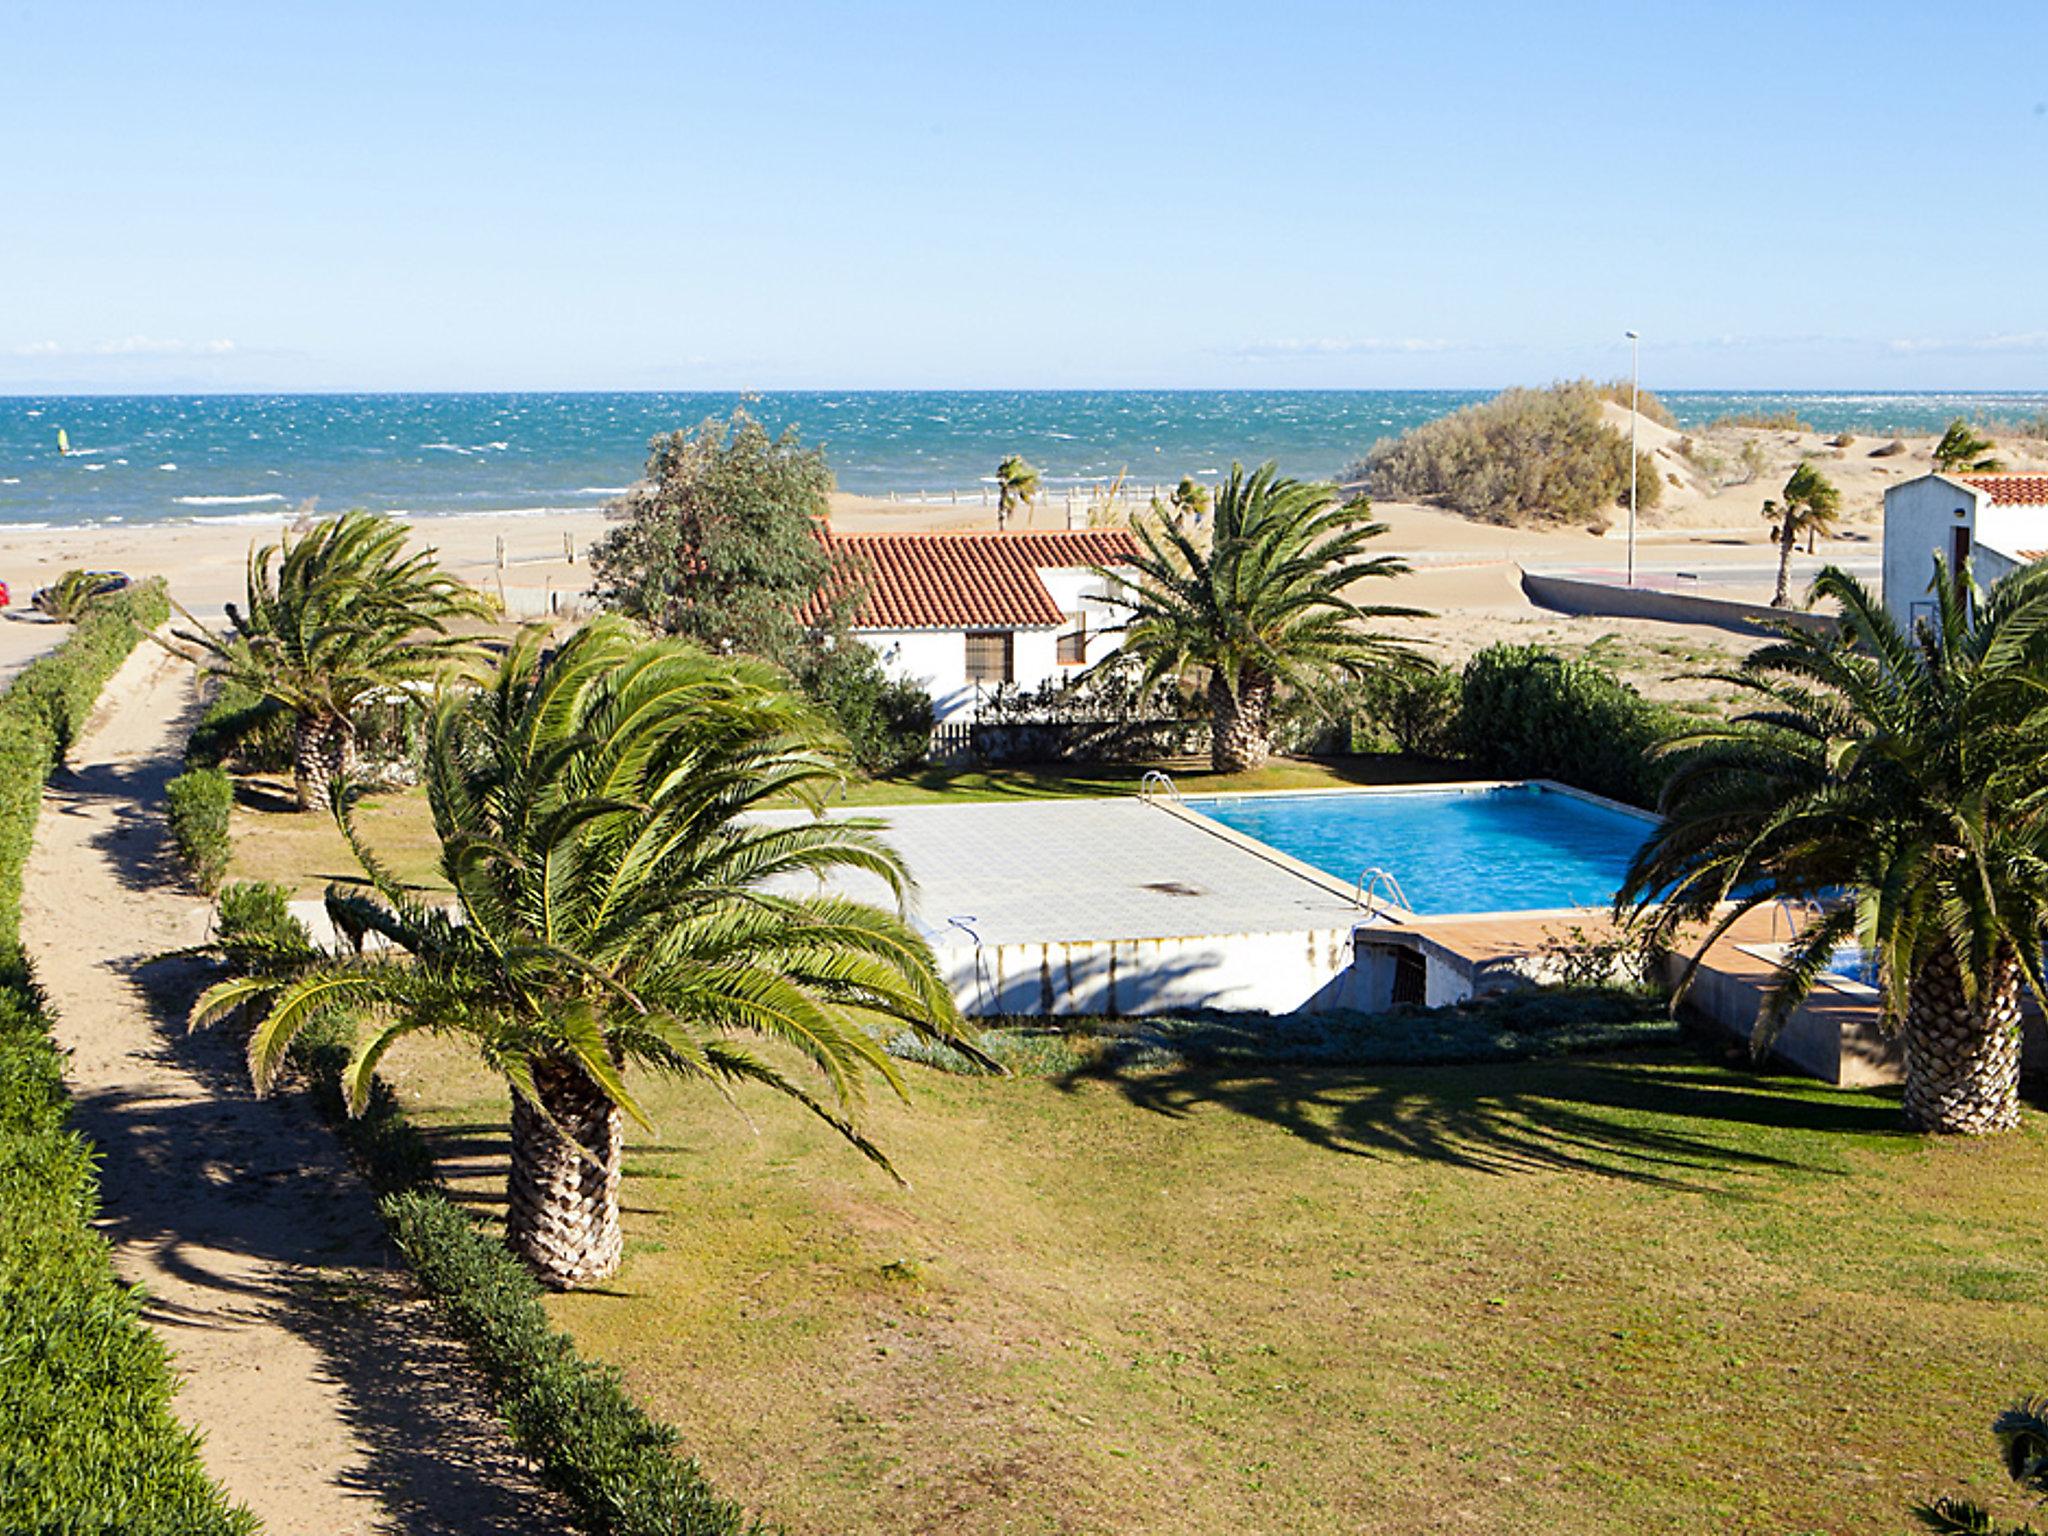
<box><xmin>1361</xmin><ymin>380</ymin><xmax>1662</xmax><ymax>526</ymax></box>
<box><xmin>384</xmin><ymin>1192</ymin><xmax>765</xmax><ymax>1536</ymax></box>
<box><xmin>1274</xmin><ymin>669</ymin><xmax>1464</xmax><ymax>758</ymax></box>
<box><xmin>1593</xmin><ymin>378</ymin><xmax>1675</xmax><ymax>427</ymax></box>
<box><xmin>1458</xmin><ymin>644</ymin><xmax>1681</xmax><ymax>808</ymax></box>
<box><xmin>792</xmin><ymin>642</ymin><xmax>933</xmax><ymax>775</ymax></box>
<box><xmin>0</xmin><ymin>579</ymin><xmax>252</xmax><ymax>1532</ymax></box>
<box><xmin>164</xmin><ymin>768</ymin><xmax>233</xmax><ymax>894</ymax></box>
<box><xmin>1708</xmin><ymin>408</ymin><xmax>1812</xmax><ymax>432</ymax></box>
<box><xmin>185</xmin><ymin>675</ymin><xmax>290</xmax><ymax>771</ymax></box>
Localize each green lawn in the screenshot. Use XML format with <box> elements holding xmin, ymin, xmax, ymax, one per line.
<box><xmin>373</xmin><ymin>1027</ymin><xmax>2048</xmax><ymax>1536</ymax></box>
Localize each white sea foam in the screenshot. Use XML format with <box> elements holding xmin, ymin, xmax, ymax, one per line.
<box><xmin>421</xmin><ymin>442</ymin><xmax>473</xmax><ymax>454</ymax></box>
<box><xmin>157</xmin><ymin>462</ymin><xmax>177</xmax><ymax>471</ymax></box>
<box><xmin>174</xmin><ymin>493</ymin><xmax>287</xmax><ymax>506</ymax></box>
<box><xmin>574</xmin><ymin>486</ymin><xmax>629</xmax><ymax>496</ymax></box>
<box><xmin>0</xmin><ymin>522</ymin><xmax>52</xmax><ymax>531</ymax></box>
<box><xmin>82</xmin><ymin>464</ymin><xmax>104</xmax><ymax>472</ymax></box>
<box><xmin>0</xmin><ymin>478</ymin><xmax>18</xmax><ymax>486</ymax></box>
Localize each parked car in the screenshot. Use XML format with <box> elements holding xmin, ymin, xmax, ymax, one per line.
<box><xmin>31</xmin><ymin>570</ymin><xmax>130</xmax><ymax>617</ymax></box>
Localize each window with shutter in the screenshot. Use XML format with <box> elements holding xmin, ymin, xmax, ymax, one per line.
<box><xmin>1056</xmin><ymin>615</ymin><xmax>1087</xmax><ymax>665</ymax></box>
<box><xmin>964</xmin><ymin>631</ymin><xmax>1014</xmax><ymax>683</ymax></box>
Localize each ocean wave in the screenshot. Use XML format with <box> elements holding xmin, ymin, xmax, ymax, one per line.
<box><xmin>0</xmin><ymin>478</ymin><xmax>18</xmax><ymax>486</ymax></box>
<box><xmin>175</xmin><ymin>493</ymin><xmax>287</xmax><ymax>506</ymax></box>
<box><xmin>574</xmin><ymin>486</ymin><xmax>630</xmax><ymax>496</ymax></box>
<box><xmin>157</xmin><ymin>462</ymin><xmax>177</xmax><ymax>471</ymax></box>
<box><xmin>421</xmin><ymin>442</ymin><xmax>473</xmax><ymax>454</ymax></box>
<box><xmin>179</xmin><ymin>508</ymin><xmax>297</xmax><ymax>525</ymax></box>
<box><xmin>0</xmin><ymin>521</ymin><xmax>52</xmax><ymax>531</ymax></box>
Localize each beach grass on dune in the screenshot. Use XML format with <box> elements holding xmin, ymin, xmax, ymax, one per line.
<box><xmin>366</xmin><ymin>1023</ymin><xmax>2048</xmax><ymax>1536</ymax></box>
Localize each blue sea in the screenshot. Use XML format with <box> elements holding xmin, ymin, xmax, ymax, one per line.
<box><xmin>4</xmin><ymin>389</ymin><xmax>2047</xmax><ymax>530</ymax></box>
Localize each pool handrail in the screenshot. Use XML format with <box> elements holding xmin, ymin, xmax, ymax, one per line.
<box><xmin>1354</xmin><ymin>865</ymin><xmax>1412</xmax><ymax>920</ymax></box>
<box><xmin>1138</xmin><ymin>769</ymin><xmax>1183</xmax><ymax>803</ymax></box>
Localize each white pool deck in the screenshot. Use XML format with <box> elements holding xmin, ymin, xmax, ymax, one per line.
<box><xmin>779</xmin><ymin>797</ymin><xmax>1366</xmax><ymax>945</ymax></box>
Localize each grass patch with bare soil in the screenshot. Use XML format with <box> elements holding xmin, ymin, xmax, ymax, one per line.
<box><xmin>364</xmin><ymin>1024</ymin><xmax>2048</xmax><ymax>1536</ymax></box>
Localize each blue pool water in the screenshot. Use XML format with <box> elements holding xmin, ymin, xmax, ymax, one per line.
<box><xmin>1187</xmin><ymin>784</ymin><xmax>1657</xmax><ymax>915</ymax></box>
<box><xmin>1824</xmin><ymin>946</ymin><xmax>1881</xmax><ymax>988</ymax></box>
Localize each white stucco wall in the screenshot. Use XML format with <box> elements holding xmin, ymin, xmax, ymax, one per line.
<box><xmin>1880</xmin><ymin>474</ymin><xmax>2038</xmax><ymax>628</ymax></box>
<box><xmin>852</xmin><ymin>563</ymin><xmax>1134</xmax><ymax>721</ymax></box>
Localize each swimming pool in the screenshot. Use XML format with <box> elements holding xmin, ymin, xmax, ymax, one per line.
<box><xmin>1184</xmin><ymin>783</ymin><xmax>1657</xmax><ymax>916</ymax></box>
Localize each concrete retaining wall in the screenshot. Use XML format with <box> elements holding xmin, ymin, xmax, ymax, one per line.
<box><xmin>933</xmin><ymin>927</ymin><xmax>1371</xmax><ymax>1017</ymax></box>
<box><xmin>1521</xmin><ymin>570</ymin><xmax>1837</xmax><ymax>636</ymax></box>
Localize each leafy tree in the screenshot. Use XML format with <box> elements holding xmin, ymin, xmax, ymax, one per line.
<box><xmin>995</xmin><ymin>454</ymin><xmax>1041</xmax><ymax>531</ymax></box>
<box><xmin>1914</xmin><ymin>1396</ymin><xmax>2048</xmax><ymax>1533</ymax></box>
<box><xmin>195</xmin><ymin>619</ymin><xmax>980</xmax><ymax>1288</ymax></box>
<box><xmin>1169</xmin><ymin>474</ymin><xmax>1211</xmax><ymax>522</ymax></box>
<box><xmin>791</xmin><ymin>640</ymin><xmax>935</xmax><ymax>774</ymax></box>
<box><xmin>592</xmin><ymin>408</ymin><xmax>838</xmax><ymax>656</ymax></box>
<box><xmin>1109</xmin><ymin>462</ymin><xmax>1426</xmax><ymax>773</ymax></box>
<box><xmin>1766</xmin><ymin>462</ymin><xmax>1843</xmax><ymax>607</ymax></box>
<box><xmin>1622</xmin><ymin>561</ymin><xmax>2048</xmax><ymax>1135</ymax></box>
<box><xmin>1935</xmin><ymin>418</ymin><xmax>2005</xmax><ymax>475</ymax></box>
<box><xmin>167</xmin><ymin>511</ymin><xmax>489</xmax><ymax>810</ymax></box>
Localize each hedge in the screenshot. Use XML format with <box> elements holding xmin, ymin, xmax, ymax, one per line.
<box><xmin>1457</xmin><ymin>643</ymin><xmax>1683</xmax><ymax>809</ymax></box>
<box><xmin>0</xmin><ymin>582</ymin><xmax>170</xmax><ymax>948</ymax></box>
<box><xmin>164</xmin><ymin>768</ymin><xmax>234</xmax><ymax>894</ymax></box>
<box><xmin>0</xmin><ymin>583</ymin><xmax>254</xmax><ymax>1532</ymax></box>
<box><xmin>209</xmin><ymin>884</ymin><xmax>764</xmax><ymax>1536</ymax></box>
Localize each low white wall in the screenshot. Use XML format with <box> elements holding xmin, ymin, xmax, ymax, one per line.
<box><xmin>933</xmin><ymin>927</ymin><xmax>1370</xmax><ymax>1017</ymax></box>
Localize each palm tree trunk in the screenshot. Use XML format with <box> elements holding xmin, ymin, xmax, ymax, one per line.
<box><xmin>507</xmin><ymin>1053</ymin><xmax>624</xmax><ymax>1288</ymax></box>
<box><xmin>1772</xmin><ymin>518</ymin><xmax>1795</xmax><ymax>608</ymax></box>
<box><xmin>292</xmin><ymin>711</ymin><xmax>356</xmax><ymax>811</ymax></box>
<box><xmin>1901</xmin><ymin>947</ymin><xmax>2024</xmax><ymax>1135</ymax></box>
<box><xmin>1208</xmin><ymin>671</ymin><xmax>1275</xmax><ymax>773</ymax></box>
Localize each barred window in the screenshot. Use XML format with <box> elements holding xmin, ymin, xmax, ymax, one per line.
<box><xmin>1056</xmin><ymin>616</ymin><xmax>1087</xmax><ymax>665</ymax></box>
<box><xmin>964</xmin><ymin>630</ymin><xmax>1014</xmax><ymax>683</ymax></box>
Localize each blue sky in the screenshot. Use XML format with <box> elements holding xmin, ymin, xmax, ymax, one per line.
<box><xmin>6</xmin><ymin>0</ymin><xmax>2048</xmax><ymax>392</ymax></box>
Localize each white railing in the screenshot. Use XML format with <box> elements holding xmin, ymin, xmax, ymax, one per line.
<box><xmin>1138</xmin><ymin>770</ymin><xmax>1182</xmax><ymax>803</ymax></box>
<box><xmin>1354</xmin><ymin>866</ymin><xmax>1412</xmax><ymax>920</ymax></box>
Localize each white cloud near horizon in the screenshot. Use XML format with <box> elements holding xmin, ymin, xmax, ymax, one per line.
<box><xmin>10</xmin><ymin>337</ymin><xmax>238</xmax><ymax>359</ymax></box>
<box><xmin>1232</xmin><ymin>336</ymin><xmax>1467</xmax><ymax>359</ymax></box>
<box><xmin>1887</xmin><ymin>332</ymin><xmax>2048</xmax><ymax>355</ymax></box>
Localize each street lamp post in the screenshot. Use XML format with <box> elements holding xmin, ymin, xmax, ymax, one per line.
<box><xmin>1625</xmin><ymin>329</ymin><xmax>1640</xmax><ymax>588</ymax></box>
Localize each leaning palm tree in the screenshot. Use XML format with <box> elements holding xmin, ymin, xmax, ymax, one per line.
<box><xmin>1107</xmin><ymin>462</ymin><xmax>1426</xmax><ymax>773</ymax></box>
<box><xmin>1622</xmin><ymin>559</ymin><xmax>2048</xmax><ymax>1135</ymax></box>
<box><xmin>167</xmin><ymin>510</ymin><xmax>492</xmax><ymax>809</ymax></box>
<box><xmin>1767</xmin><ymin>463</ymin><xmax>1843</xmax><ymax>607</ymax></box>
<box><xmin>1169</xmin><ymin>474</ymin><xmax>1211</xmax><ymax>523</ymax></box>
<box><xmin>1935</xmin><ymin>417</ymin><xmax>2005</xmax><ymax>475</ymax></box>
<box><xmin>994</xmin><ymin>454</ymin><xmax>1041</xmax><ymax>531</ymax></box>
<box><xmin>194</xmin><ymin>619</ymin><xmax>981</xmax><ymax>1288</ymax></box>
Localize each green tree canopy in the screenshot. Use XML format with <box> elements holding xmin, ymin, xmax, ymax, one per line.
<box><xmin>995</xmin><ymin>454</ymin><xmax>1042</xmax><ymax>530</ymax></box>
<box><xmin>1110</xmin><ymin>462</ymin><xmax>1426</xmax><ymax>772</ymax></box>
<box><xmin>1622</xmin><ymin>561</ymin><xmax>2048</xmax><ymax>1135</ymax></box>
<box><xmin>591</xmin><ymin>407</ymin><xmax>840</xmax><ymax>655</ymax></box>
<box><xmin>1766</xmin><ymin>462</ymin><xmax>1843</xmax><ymax>607</ymax></box>
<box><xmin>196</xmin><ymin>619</ymin><xmax>980</xmax><ymax>1287</ymax></box>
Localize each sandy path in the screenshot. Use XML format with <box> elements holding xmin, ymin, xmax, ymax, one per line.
<box><xmin>21</xmin><ymin>644</ymin><xmax>570</xmax><ymax>1535</ymax></box>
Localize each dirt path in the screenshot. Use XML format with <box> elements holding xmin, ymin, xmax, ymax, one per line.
<box><xmin>22</xmin><ymin>643</ymin><xmax>570</xmax><ymax>1536</ymax></box>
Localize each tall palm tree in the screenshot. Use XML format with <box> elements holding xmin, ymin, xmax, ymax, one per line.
<box><xmin>1107</xmin><ymin>462</ymin><xmax>1425</xmax><ymax>773</ymax></box>
<box><xmin>995</xmin><ymin>454</ymin><xmax>1041</xmax><ymax>531</ymax></box>
<box><xmin>1622</xmin><ymin>561</ymin><xmax>2048</xmax><ymax>1135</ymax></box>
<box><xmin>168</xmin><ymin>511</ymin><xmax>491</xmax><ymax>809</ymax></box>
<box><xmin>1934</xmin><ymin>417</ymin><xmax>2005</xmax><ymax>475</ymax></box>
<box><xmin>1767</xmin><ymin>463</ymin><xmax>1843</xmax><ymax>607</ymax></box>
<box><xmin>194</xmin><ymin>619</ymin><xmax>981</xmax><ymax>1288</ymax></box>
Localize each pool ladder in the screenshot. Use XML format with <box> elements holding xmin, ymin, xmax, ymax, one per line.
<box><xmin>1770</xmin><ymin>896</ymin><xmax>1824</xmax><ymax>940</ymax></box>
<box><xmin>1138</xmin><ymin>769</ymin><xmax>1183</xmax><ymax>803</ymax></box>
<box><xmin>1354</xmin><ymin>866</ymin><xmax>1412</xmax><ymax>920</ymax></box>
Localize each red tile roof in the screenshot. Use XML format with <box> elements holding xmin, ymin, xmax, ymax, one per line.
<box><xmin>810</xmin><ymin>527</ymin><xmax>1141</xmax><ymax>630</ymax></box>
<box><xmin>1960</xmin><ymin>474</ymin><xmax>2048</xmax><ymax>506</ymax></box>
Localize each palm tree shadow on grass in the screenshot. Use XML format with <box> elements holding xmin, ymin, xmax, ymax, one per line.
<box><xmin>1056</xmin><ymin>1047</ymin><xmax>1909</xmax><ymax>1191</ymax></box>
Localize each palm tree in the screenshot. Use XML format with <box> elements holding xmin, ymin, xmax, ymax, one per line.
<box><xmin>1767</xmin><ymin>463</ymin><xmax>1843</xmax><ymax>607</ymax></box>
<box><xmin>995</xmin><ymin>455</ymin><xmax>1041</xmax><ymax>531</ymax></box>
<box><xmin>1107</xmin><ymin>462</ymin><xmax>1426</xmax><ymax>773</ymax></box>
<box><xmin>194</xmin><ymin>619</ymin><xmax>981</xmax><ymax>1288</ymax></box>
<box><xmin>1935</xmin><ymin>418</ymin><xmax>2005</xmax><ymax>475</ymax></box>
<box><xmin>1621</xmin><ymin>560</ymin><xmax>2048</xmax><ymax>1135</ymax></box>
<box><xmin>1169</xmin><ymin>475</ymin><xmax>1211</xmax><ymax>523</ymax></box>
<box><xmin>1914</xmin><ymin>1396</ymin><xmax>2048</xmax><ymax>1533</ymax></box>
<box><xmin>167</xmin><ymin>511</ymin><xmax>491</xmax><ymax>809</ymax></box>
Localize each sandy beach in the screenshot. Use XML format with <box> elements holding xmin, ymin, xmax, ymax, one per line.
<box><xmin>0</xmin><ymin>415</ymin><xmax>2020</xmax><ymax>691</ymax></box>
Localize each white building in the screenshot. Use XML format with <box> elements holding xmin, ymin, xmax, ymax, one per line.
<box><xmin>1882</xmin><ymin>472</ymin><xmax>2048</xmax><ymax>629</ymax></box>
<box><xmin>814</xmin><ymin>526</ymin><xmax>1142</xmax><ymax>721</ymax></box>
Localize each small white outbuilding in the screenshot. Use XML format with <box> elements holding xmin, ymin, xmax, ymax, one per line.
<box><xmin>808</xmin><ymin>526</ymin><xmax>1142</xmax><ymax>721</ymax></box>
<box><xmin>1881</xmin><ymin>471</ymin><xmax>2048</xmax><ymax>629</ymax></box>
